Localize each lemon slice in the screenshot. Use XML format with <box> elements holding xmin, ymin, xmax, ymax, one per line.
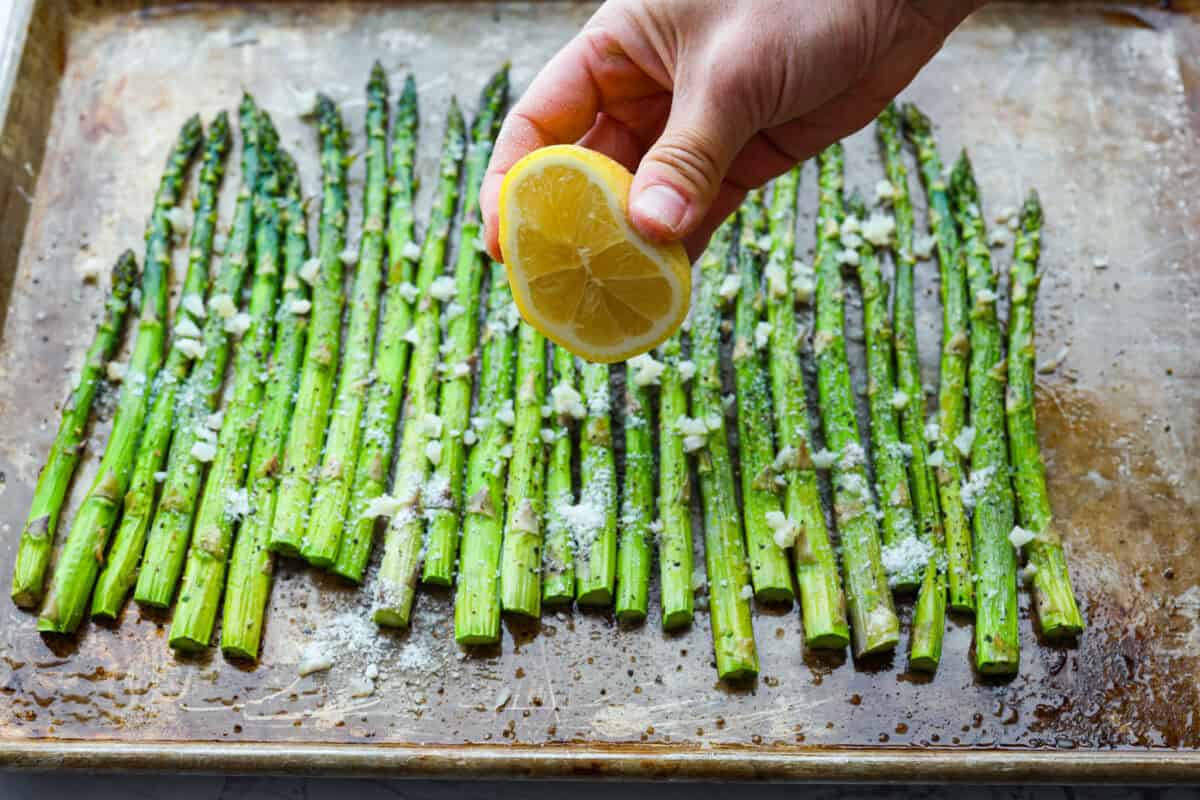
<box><xmin>498</xmin><ymin>144</ymin><xmax>691</xmax><ymax>363</ymax></box>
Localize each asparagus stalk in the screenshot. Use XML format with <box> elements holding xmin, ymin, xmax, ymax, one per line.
<box><xmin>11</xmin><ymin>251</ymin><xmax>137</xmax><ymax>607</ymax></box>
<box><xmin>574</xmin><ymin>362</ymin><xmax>617</xmax><ymax>606</ymax></box>
<box><xmin>541</xmin><ymin>345</ymin><xmax>578</xmax><ymax>606</ymax></box>
<box><xmin>130</xmin><ymin>106</ymin><xmax>261</xmax><ymax>610</ymax></box>
<box><xmin>950</xmin><ymin>154</ymin><xmax>1020</xmax><ymax>674</ymax></box>
<box><xmin>423</xmin><ymin>67</ymin><xmax>509</xmax><ymax>585</ymax></box>
<box><xmin>615</xmin><ymin>363</ymin><xmax>653</xmax><ymax>621</ymax></box>
<box><xmin>301</xmin><ymin>64</ymin><xmax>391</xmax><ymax>567</ymax></box>
<box><xmin>453</xmin><ymin>262</ymin><xmax>519</xmax><ymax>643</ymax></box>
<box><xmin>765</xmin><ymin>167</ymin><xmax>850</xmax><ymax>649</ymax></box>
<box><xmin>731</xmin><ymin>190</ymin><xmax>795</xmax><ymax>603</ymax></box>
<box><xmin>268</xmin><ymin>95</ymin><xmax>350</xmax><ymax>556</ymax></box>
<box><xmin>37</xmin><ymin>115</ymin><xmax>202</xmax><ymax>633</ymax></box>
<box><xmin>372</xmin><ymin>101</ymin><xmax>466</xmax><ymax>627</ymax></box>
<box><xmin>656</xmin><ymin>333</ymin><xmax>695</xmax><ymax>630</ymax></box>
<box><xmin>903</xmin><ymin>104</ymin><xmax>975</xmax><ymax>613</ymax></box>
<box><xmin>1006</xmin><ymin>191</ymin><xmax>1084</xmax><ymax>639</ymax></box>
<box><xmin>846</xmin><ymin>192</ymin><xmax>922</xmax><ymax>593</ymax></box>
<box><xmin>331</xmin><ymin>75</ymin><xmax>419</xmax><ymax>584</ymax></box>
<box><xmin>813</xmin><ymin>144</ymin><xmax>899</xmax><ymax>658</ymax></box>
<box><xmin>498</xmin><ymin>322</ymin><xmax>548</xmax><ymax>616</ymax></box>
<box><xmin>691</xmin><ymin>218</ymin><xmax>758</xmax><ymax>681</ymax></box>
<box><xmin>220</xmin><ymin>155</ymin><xmax>311</xmax><ymax>659</ymax></box>
<box><xmin>877</xmin><ymin>103</ymin><xmax>946</xmax><ymax>670</ymax></box>
<box><xmin>168</xmin><ymin>133</ymin><xmax>286</xmax><ymax>649</ymax></box>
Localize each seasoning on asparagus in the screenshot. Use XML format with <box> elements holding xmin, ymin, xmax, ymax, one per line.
<box><xmin>497</xmin><ymin>322</ymin><xmax>549</xmax><ymax>616</ymax></box>
<box><xmin>372</xmin><ymin>101</ymin><xmax>466</xmax><ymax>627</ymax></box>
<box><xmin>616</xmin><ymin>357</ymin><xmax>654</xmax><ymax>621</ymax></box>
<box><xmin>876</xmin><ymin>103</ymin><xmax>945</xmax><ymax>670</ymax></box>
<box><xmin>1006</xmin><ymin>190</ymin><xmax>1084</xmax><ymax>640</ymax></box>
<box><xmin>541</xmin><ymin>345</ymin><xmax>579</xmax><ymax>606</ymax></box>
<box><xmin>37</xmin><ymin>115</ymin><xmax>202</xmax><ymax>634</ymax></box>
<box><xmin>573</xmin><ymin>362</ymin><xmax>617</xmax><ymax>606</ymax></box>
<box><xmin>11</xmin><ymin>250</ymin><xmax>137</xmax><ymax>608</ymax></box>
<box><xmin>951</xmin><ymin>153</ymin><xmax>1020</xmax><ymax>674</ymax></box>
<box><xmin>331</xmin><ymin>75</ymin><xmax>419</xmax><ymax>584</ymax></box>
<box><xmin>814</xmin><ymin>143</ymin><xmax>899</xmax><ymax>658</ymax></box>
<box><xmin>655</xmin><ymin>332</ymin><xmax>695</xmax><ymax>630</ymax></box>
<box><xmin>168</xmin><ymin>132</ymin><xmax>286</xmax><ymax>650</ymax></box>
<box><xmin>903</xmin><ymin>103</ymin><xmax>975</xmax><ymax>614</ymax></box>
<box><xmin>268</xmin><ymin>95</ymin><xmax>350</xmax><ymax>557</ymax></box>
<box><xmin>765</xmin><ymin>166</ymin><xmax>850</xmax><ymax>649</ymax></box>
<box><xmin>845</xmin><ymin>192</ymin><xmax>923</xmax><ymax>593</ymax></box>
<box><xmin>423</xmin><ymin>67</ymin><xmax>509</xmax><ymax>585</ymax></box>
<box><xmin>729</xmin><ymin>191</ymin><xmax>794</xmax><ymax>603</ymax></box>
<box><xmin>300</xmin><ymin>64</ymin><xmax>391</xmax><ymax>567</ymax></box>
<box><xmin>220</xmin><ymin>154</ymin><xmax>311</xmax><ymax>660</ymax></box>
<box><xmin>453</xmin><ymin>261</ymin><xmax>519</xmax><ymax>644</ymax></box>
<box><xmin>691</xmin><ymin>218</ymin><xmax>758</xmax><ymax>681</ymax></box>
<box><xmin>131</xmin><ymin>106</ymin><xmax>261</xmax><ymax>610</ymax></box>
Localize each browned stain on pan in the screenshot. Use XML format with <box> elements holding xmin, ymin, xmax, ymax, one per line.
<box><xmin>0</xmin><ymin>0</ymin><xmax>1198</xmax><ymax>777</ymax></box>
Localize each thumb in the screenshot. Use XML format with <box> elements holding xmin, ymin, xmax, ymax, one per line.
<box><xmin>628</xmin><ymin>79</ymin><xmax>754</xmax><ymax>244</ymax></box>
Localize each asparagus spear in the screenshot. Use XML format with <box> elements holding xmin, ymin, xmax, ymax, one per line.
<box><xmin>656</xmin><ymin>333</ymin><xmax>695</xmax><ymax>630</ymax></box>
<box><xmin>1006</xmin><ymin>191</ymin><xmax>1084</xmax><ymax>639</ymax></box>
<box><xmin>423</xmin><ymin>67</ymin><xmax>509</xmax><ymax>585</ymax></box>
<box><xmin>11</xmin><ymin>251</ymin><xmax>137</xmax><ymax>607</ymax></box>
<box><xmin>130</xmin><ymin>105</ymin><xmax>262</xmax><ymax>610</ymax></box>
<box><xmin>37</xmin><ymin>115</ymin><xmax>202</xmax><ymax>634</ymax></box>
<box><xmin>168</xmin><ymin>134</ymin><xmax>286</xmax><ymax>649</ymax></box>
<box><xmin>372</xmin><ymin>102</ymin><xmax>466</xmax><ymax>627</ymax></box>
<box><xmin>301</xmin><ymin>64</ymin><xmax>391</xmax><ymax>567</ymax></box>
<box><xmin>220</xmin><ymin>155</ymin><xmax>311</xmax><ymax>659</ymax></box>
<box><xmin>765</xmin><ymin>167</ymin><xmax>850</xmax><ymax>649</ymax></box>
<box><xmin>813</xmin><ymin>143</ymin><xmax>899</xmax><ymax>658</ymax></box>
<box><xmin>691</xmin><ymin>218</ymin><xmax>758</xmax><ymax>681</ymax></box>
<box><xmin>846</xmin><ymin>192</ymin><xmax>922</xmax><ymax>593</ymax></box>
<box><xmin>268</xmin><ymin>95</ymin><xmax>350</xmax><ymax>557</ymax></box>
<box><xmin>903</xmin><ymin>104</ymin><xmax>975</xmax><ymax>613</ymax></box>
<box><xmin>331</xmin><ymin>75</ymin><xmax>419</xmax><ymax>584</ymax></box>
<box><xmin>732</xmin><ymin>190</ymin><xmax>795</xmax><ymax>603</ymax></box>
<box><xmin>498</xmin><ymin>322</ymin><xmax>548</xmax><ymax>617</ymax></box>
<box><xmin>541</xmin><ymin>345</ymin><xmax>578</xmax><ymax>606</ymax></box>
<box><xmin>877</xmin><ymin>103</ymin><xmax>946</xmax><ymax>670</ymax></box>
<box><xmin>616</xmin><ymin>364</ymin><xmax>654</xmax><ymax>621</ymax></box>
<box><xmin>950</xmin><ymin>154</ymin><xmax>1020</xmax><ymax>674</ymax></box>
<box><xmin>454</xmin><ymin>261</ymin><xmax>519</xmax><ymax>644</ymax></box>
<box><xmin>574</xmin><ymin>362</ymin><xmax>617</xmax><ymax>606</ymax></box>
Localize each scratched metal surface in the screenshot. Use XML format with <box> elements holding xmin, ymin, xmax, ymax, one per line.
<box><xmin>0</xmin><ymin>0</ymin><xmax>1198</xmax><ymax>778</ymax></box>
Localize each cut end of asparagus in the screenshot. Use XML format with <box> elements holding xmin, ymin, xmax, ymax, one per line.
<box><xmin>167</xmin><ymin>633</ymin><xmax>208</xmax><ymax>653</ymax></box>
<box><xmin>804</xmin><ymin>628</ymin><xmax>851</xmax><ymax>651</ymax></box>
<box><xmin>11</xmin><ymin>588</ymin><xmax>38</xmax><ymax>609</ymax></box>
<box><xmin>373</xmin><ymin>607</ymin><xmax>409</xmax><ymax>629</ymax></box>
<box><xmin>662</xmin><ymin>609</ymin><xmax>693</xmax><ymax>632</ymax></box>
<box><xmin>220</xmin><ymin>643</ymin><xmax>259</xmax><ymax>662</ymax></box>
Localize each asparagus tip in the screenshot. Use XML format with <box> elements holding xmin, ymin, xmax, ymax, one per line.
<box><xmin>901</xmin><ymin>102</ymin><xmax>932</xmax><ymax>136</ymax></box>
<box><xmin>112</xmin><ymin>249</ymin><xmax>139</xmax><ymax>289</ymax></box>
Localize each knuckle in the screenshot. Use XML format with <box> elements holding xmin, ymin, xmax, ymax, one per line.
<box><xmin>648</xmin><ymin>133</ymin><xmax>726</xmax><ymax>199</ymax></box>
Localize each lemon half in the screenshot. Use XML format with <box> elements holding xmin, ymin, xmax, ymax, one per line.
<box><xmin>498</xmin><ymin>145</ymin><xmax>691</xmax><ymax>364</ymax></box>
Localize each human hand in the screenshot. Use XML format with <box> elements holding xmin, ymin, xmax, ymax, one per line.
<box><xmin>481</xmin><ymin>0</ymin><xmax>984</xmax><ymax>261</ymax></box>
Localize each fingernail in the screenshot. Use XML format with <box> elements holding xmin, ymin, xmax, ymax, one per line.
<box><xmin>631</xmin><ymin>184</ymin><xmax>689</xmax><ymax>237</ymax></box>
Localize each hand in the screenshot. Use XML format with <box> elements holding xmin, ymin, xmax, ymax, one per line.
<box><xmin>481</xmin><ymin>0</ymin><xmax>983</xmax><ymax>261</ymax></box>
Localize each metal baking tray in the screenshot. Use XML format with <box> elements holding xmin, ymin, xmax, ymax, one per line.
<box><xmin>1</xmin><ymin>0</ymin><xmax>1198</xmax><ymax>782</ymax></box>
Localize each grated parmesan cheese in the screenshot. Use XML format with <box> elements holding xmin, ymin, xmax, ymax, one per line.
<box><xmin>182</xmin><ymin>294</ymin><xmax>206</xmax><ymax>319</ymax></box>
<box><xmin>299</xmin><ymin>258</ymin><xmax>321</xmax><ymax>285</ymax></box>
<box><xmin>551</xmin><ymin>383</ymin><xmax>585</xmax><ymax>419</ymax></box>
<box><xmin>913</xmin><ymin>234</ymin><xmax>936</xmax><ymax>260</ymax></box>
<box><xmin>861</xmin><ymin>212</ymin><xmax>896</xmax><ymax>247</ymax></box>
<box><xmin>718</xmin><ymin>274</ymin><xmax>741</xmax><ymax>302</ymax></box>
<box><xmin>954</xmin><ymin>426</ymin><xmax>975</xmax><ymax>457</ymax></box>
<box><xmin>874</xmin><ymin>179</ymin><xmax>897</xmax><ymax>204</ymax></box>
<box><xmin>429</xmin><ymin>276</ymin><xmax>457</xmax><ymax>302</ymax></box>
<box><xmin>209</xmin><ymin>293</ymin><xmax>237</xmax><ymax>318</ymax></box>
<box><xmin>891</xmin><ymin>390</ymin><xmax>908</xmax><ymax>410</ymax></box>
<box><xmin>105</xmin><ymin>361</ymin><xmax>126</xmax><ymax>382</ymax></box>
<box><xmin>290</xmin><ymin>299</ymin><xmax>312</xmax><ymax>315</ymax></box>
<box><xmin>174</xmin><ymin>317</ymin><xmax>203</xmax><ymax>339</ymax></box>
<box><xmin>628</xmin><ymin>353</ymin><xmax>665</xmax><ymax>387</ymax></box>
<box><xmin>425</xmin><ymin>440</ymin><xmax>442</xmax><ymax>466</ymax></box>
<box><xmin>190</xmin><ymin>440</ymin><xmax>217</xmax><ymax>462</ymax></box>
<box><xmin>224</xmin><ymin>312</ymin><xmax>251</xmax><ymax>336</ymax></box>
<box><xmin>765</xmin><ymin>510</ymin><xmax>798</xmax><ymax>548</ymax></box>
<box><xmin>177</xmin><ymin>338</ymin><xmax>206</xmax><ymax>360</ymax></box>
<box><xmin>677</xmin><ymin>360</ymin><xmax>697</xmax><ymax>382</ymax></box>
<box><xmin>754</xmin><ymin>321</ymin><xmax>772</xmax><ymax>350</ymax></box>
<box><xmin>401</xmin><ymin>240</ymin><xmax>421</xmax><ymax>261</ymax></box>
<box><xmin>1009</xmin><ymin>525</ymin><xmax>1036</xmax><ymax>549</ymax></box>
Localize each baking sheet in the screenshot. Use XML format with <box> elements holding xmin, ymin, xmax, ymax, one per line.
<box><xmin>0</xmin><ymin>0</ymin><xmax>1198</xmax><ymax>780</ymax></box>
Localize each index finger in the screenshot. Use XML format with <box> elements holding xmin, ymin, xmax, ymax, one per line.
<box><xmin>480</xmin><ymin>26</ymin><xmax>661</xmax><ymax>261</ymax></box>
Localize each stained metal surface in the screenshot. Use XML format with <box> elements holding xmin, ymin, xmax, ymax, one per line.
<box><xmin>0</xmin><ymin>1</ymin><xmax>1197</xmax><ymax>780</ymax></box>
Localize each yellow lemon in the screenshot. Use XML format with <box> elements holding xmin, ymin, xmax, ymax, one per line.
<box><xmin>498</xmin><ymin>144</ymin><xmax>691</xmax><ymax>364</ymax></box>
